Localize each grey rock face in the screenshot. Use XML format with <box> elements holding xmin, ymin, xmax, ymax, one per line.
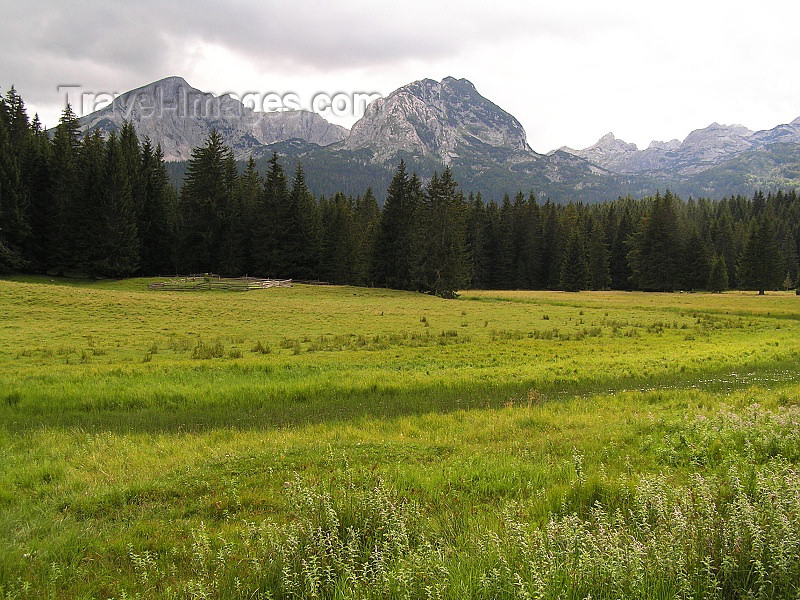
<box><xmin>78</xmin><ymin>76</ymin><xmax>348</xmax><ymax>161</ymax></box>
<box><xmin>561</xmin><ymin>133</ymin><xmax>639</xmax><ymax>174</ymax></box>
<box><xmin>567</xmin><ymin>119</ymin><xmax>800</xmax><ymax>176</ymax></box>
<box><xmin>343</xmin><ymin>77</ymin><xmax>530</xmax><ymax>164</ymax></box>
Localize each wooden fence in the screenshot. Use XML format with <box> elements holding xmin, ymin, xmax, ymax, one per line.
<box><xmin>147</xmin><ymin>277</ymin><xmax>292</xmax><ymax>292</ymax></box>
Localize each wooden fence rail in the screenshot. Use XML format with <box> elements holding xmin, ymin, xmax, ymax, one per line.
<box><xmin>147</xmin><ymin>278</ymin><xmax>292</xmax><ymax>292</ymax></box>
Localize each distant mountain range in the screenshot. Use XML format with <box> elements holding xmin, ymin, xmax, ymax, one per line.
<box><xmin>78</xmin><ymin>76</ymin><xmax>347</xmax><ymax>161</ymax></box>
<box><xmin>561</xmin><ymin>119</ymin><xmax>800</xmax><ymax>177</ymax></box>
<box><xmin>77</xmin><ymin>76</ymin><xmax>800</xmax><ymax>202</ymax></box>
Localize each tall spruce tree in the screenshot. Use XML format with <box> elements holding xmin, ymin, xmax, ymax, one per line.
<box><xmin>218</xmin><ymin>151</ymin><xmax>247</xmax><ymax>276</ymax></box>
<box><xmin>737</xmin><ymin>211</ymin><xmax>785</xmax><ymax>294</ymax></box>
<box><xmin>23</xmin><ymin>114</ymin><xmax>52</xmax><ymax>271</ymax></box>
<box><xmin>372</xmin><ymin>160</ymin><xmax>420</xmax><ymax>289</ymax></box>
<box><xmin>586</xmin><ymin>216</ymin><xmax>611</xmax><ymax>290</ymax></box>
<box><xmin>251</xmin><ymin>153</ymin><xmax>288</xmax><ymax>277</ymax></box>
<box><xmin>352</xmin><ymin>188</ymin><xmax>380</xmax><ymax>286</ymax></box>
<box><xmin>283</xmin><ymin>163</ymin><xmax>322</xmax><ymax>280</ymax></box>
<box><xmin>321</xmin><ymin>192</ymin><xmax>356</xmax><ymax>284</ymax></box>
<box><xmin>75</xmin><ymin>130</ymin><xmax>107</xmax><ymax>273</ymax></box>
<box><xmin>0</xmin><ymin>87</ymin><xmax>32</xmax><ymax>272</ymax></box>
<box><xmin>609</xmin><ymin>202</ymin><xmax>634</xmax><ymax>290</ymax></box>
<box><xmin>413</xmin><ymin>167</ymin><xmax>470</xmax><ymax>297</ymax></box>
<box><xmin>540</xmin><ymin>201</ymin><xmax>562</xmax><ymax>289</ymax></box>
<box><xmin>627</xmin><ymin>191</ymin><xmax>683</xmax><ymax>291</ymax></box>
<box><xmin>681</xmin><ymin>225</ymin><xmax>712</xmax><ymax>290</ymax></box>
<box><xmin>0</xmin><ymin>97</ymin><xmax>27</xmax><ymax>272</ymax></box>
<box><xmin>177</xmin><ymin>130</ymin><xmax>235</xmax><ymax>274</ymax></box>
<box><xmin>559</xmin><ymin>228</ymin><xmax>589</xmax><ymax>292</ymax></box>
<box><xmin>234</xmin><ymin>157</ymin><xmax>261</xmax><ymax>275</ymax></box>
<box><xmin>710</xmin><ymin>202</ymin><xmax>738</xmax><ymax>288</ymax></box>
<box><xmin>465</xmin><ymin>193</ymin><xmax>491</xmax><ymax>289</ymax></box>
<box><xmin>50</xmin><ymin>104</ymin><xmax>82</xmax><ymax>274</ymax></box>
<box><xmin>707</xmin><ymin>254</ymin><xmax>729</xmax><ymax>293</ymax></box>
<box><xmin>138</xmin><ymin>141</ymin><xmax>176</xmax><ymax>275</ymax></box>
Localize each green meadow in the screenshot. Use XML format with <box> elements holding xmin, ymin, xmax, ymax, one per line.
<box><xmin>1</xmin><ymin>277</ymin><xmax>800</xmax><ymax>598</ymax></box>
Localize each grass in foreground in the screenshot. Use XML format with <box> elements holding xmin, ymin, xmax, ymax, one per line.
<box><xmin>1</xmin><ymin>277</ymin><xmax>799</xmax><ymax>598</ymax></box>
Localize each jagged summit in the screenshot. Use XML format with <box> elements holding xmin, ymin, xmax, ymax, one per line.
<box><xmin>69</xmin><ymin>74</ymin><xmax>800</xmax><ymax>200</ymax></box>
<box><xmin>77</xmin><ymin>76</ymin><xmax>348</xmax><ymax>161</ymax></box>
<box><xmin>343</xmin><ymin>76</ymin><xmax>531</xmax><ymax>164</ymax></box>
<box><xmin>566</xmin><ymin>119</ymin><xmax>800</xmax><ymax>176</ymax></box>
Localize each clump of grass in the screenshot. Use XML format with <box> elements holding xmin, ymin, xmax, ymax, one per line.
<box><xmin>420</xmin><ymin>315</ymin><xmax>429</xmax><ymax>327</ymax></box>
<box><xmin>2</xmin><ymin>391</ymin><xmax>21</xmax><ymax>407</ymax></box>
<box><xmin>191</xmin><ymin>339</ymin><xmax>225</xmax><ymax>360</ymax></box>
<box><xmin>279</xmin><ymin>336</ymin><xmax>297</xmax><ymax>349</ymax></box>
<box><xmin>251</xmin><ymin>340</ymin><xmax>271</xmax><ymax>354</ymax></box>
<box><xmin>167</xmin><ymin>334</ymin><xmax>192</xmax><ymax>353</ymax></box>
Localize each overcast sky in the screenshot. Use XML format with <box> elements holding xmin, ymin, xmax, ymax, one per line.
<box><xmin>2</xmin><ymin>0</ymin><xmax>799</xmax><ymax>152</ymax></box>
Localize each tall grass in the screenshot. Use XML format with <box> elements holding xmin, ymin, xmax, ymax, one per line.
<box><xmin>1</xmin><ymin>278</ymin><xmax>800</xmax><ymax>597</ymax></box>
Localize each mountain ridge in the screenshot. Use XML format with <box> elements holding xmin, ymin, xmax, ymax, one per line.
<box><xmin>564</xmin><ymin>118</ymin><xmax>800</xmax><ymax>177</ymax></box>
<box><xmin>74</xmin><ymin>75</ymin><xmax>800</xmax><ymax>202</ymax></box>
<box><xmin>77</xmin><ymin>75</ymin><xmax>348</xmax><ymax>161</ymax></box>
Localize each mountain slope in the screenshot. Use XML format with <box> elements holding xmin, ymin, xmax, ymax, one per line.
<box><xmin>75</xmin><ymin>75</ymin><xmax>800</xmax><ymax>203</ymax></box>
<box><xmin>343</xmin><ymin>76</ymin><xmax>530</xmax><ymax>164</ymax></box>
<box><xmin>567</xmin><ymin>119</ymin><xmax>800</xmax><ymax>177</ymax></box>
<box><xmin>78</xmin><ymin>76</ymin><xmax>348</xmax><ymax>161</ymax></box>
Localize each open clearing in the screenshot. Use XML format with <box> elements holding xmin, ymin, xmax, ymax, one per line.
<box><xmin>1</xmin><ymin>278</ymin><xmax>800</xmax><ymax>598</ymax></box>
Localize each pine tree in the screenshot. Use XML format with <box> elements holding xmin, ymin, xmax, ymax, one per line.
<box><xmin>372</xmin><ymin>160</ymin><xmax>421</xmax><ymax>289</ymax></box>
<box><xmin>177</xmin><ymin>130</ymin><xmax>234</xmax><ymax>274</ymax></box>
<box><xmin>609</xmin><ymin>202</ymin><xmax>634</xmax><ymax>290</ymax></box>
<box><xmin>138</xmin><ymin>141</ymin><xmax>176</xmax><ymax>275</ymax></box>
<box><xmin>586</xmin><ymin>216</ymin><xmax>611</xmax><ymax>290</ymax></box>
<box><xmin>559</xmin><ymin>228</ymin><xmax>589</xmax><ymax>292</ymax></box>
<box><xmin>737</xmin><ymin>212</ymin><xmax>785</xmax><ymax>294</ymax></box>
<box><xmin>0</xmin><ymin>97</ymin><xmax>27</xmax><ymax>272</ymax></box>
<box><xmin>781</xmin><ymin>233</ymin><xmax>798</xmax><ymax>288</ymax></box>
<box><xmin>321</xmin><ymin>192</ymin><xmax>356</xmax><ymax>284</ymax></box>
<box><xmin>480</xmin><ymin>200</ymin><xmax>504</xmax><ymax>289</ymax></box>
<box><xmin>251</xmin><ymin>153</ymin><xmax>288</xmax><ymax>277</ymax></box>
<box><xmin>707</xmin><ymin>254</ymin><xmax>729</xmax><ymax>293</ymax></box>
<box><xmin>235</xmin><ymin>157</ymin><xmax>261</xmax><ymax>275</ymax></box>
<box><xmin>465</xmin><ymin>193</ymin><xmax>490</xmax><ymax>289</ymax></box>
<box><xmin>49</xmin><ymin>104</ymin><xmax>82</xmax><ymax>273</ymax></box>
<box><xmin>681</xmin><ymin>225</ymin><xmax>712</xmax><ymax>290</ymax></box>
<box><xmin>412</xmin><ymin>168</ymin><xmax>470</xmax><ymax>298</ymax></box>
<box><xmin>75</xmin><ymin>130</ymin><xmax>107</xmax><ymax>273</ymax></box>
<box><xmin>627</xmin><ymin>191</ymin><xmax>683</xmax><ymax>291</ymax></box>
<box><xmin>94</xmin><ymin>131</ymin><xmax>139</xmax><ymax>277</ymax></box>
<box><xmin>710</xmin><ymin>202</ymin><xmax>738</xmax><ymax>287</ymax></box>
<box><xmin>494</xmin><ymin>195</ymin><xmax>514</xmax><ymax>288</ymax></box>
<box><xmin>218</xmin><ymin>151</ymin><xmax>246</xmax><ymax>276</ymax></box>
<box><xmin>352</xmin><ymin>188</ymin><xmax>379</xmax><ymax>286</ymax></box>
<box><xmin>283</xmin><ymin>163</ymin><xmax>322</xmax><ymax>280</ymax></box>
<box><xmin>22</xmin><ymin>114</ymin><xmax>52</xmax><ymax>271</ymax></box>
<box><xmin>540</xmin><ymin>201</ymin><xmax>562</xmax><ymax>289</ymax></box>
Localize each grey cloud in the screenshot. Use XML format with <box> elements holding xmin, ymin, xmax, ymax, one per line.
<box><xmin>5</xmin><ymin>0</ymin><xmax>569</xmax><ymax>120</ymax></box>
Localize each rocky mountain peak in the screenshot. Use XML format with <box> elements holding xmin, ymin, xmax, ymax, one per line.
<box><xmin>343</xmin><ymin>76</ymin><xmax>530</xmax><ymax>164</ymax></box>
<box><xmin>595</xmin><ymin>132</ymin><xmax>638</xmax><ymax>152</ymax></box>
<box><xmin>77</xmin><ymin>76</ymin><xmax>348</xmax><ymax>161</ymax></box>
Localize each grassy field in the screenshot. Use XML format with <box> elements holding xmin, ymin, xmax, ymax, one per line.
<box><xmin>1</xmin><ymin>277</ymin><xmax>799</xmax><ymax>598</ymax></box>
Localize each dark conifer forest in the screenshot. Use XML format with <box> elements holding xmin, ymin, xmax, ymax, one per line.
<box><xmin>2</xmin><ymin>88</ymin><xmax>799</xmax><ymax>296</ymax></box>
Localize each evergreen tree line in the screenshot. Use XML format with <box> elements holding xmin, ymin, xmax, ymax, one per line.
<box><xmin>2</xmin><ymin>88</ymin><xmax>799</xmax><ymax>295</ymax></box>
